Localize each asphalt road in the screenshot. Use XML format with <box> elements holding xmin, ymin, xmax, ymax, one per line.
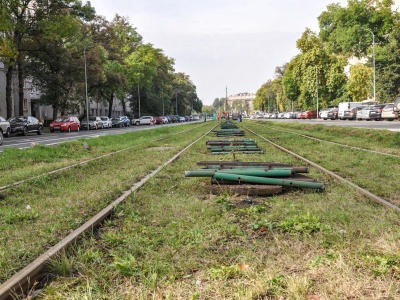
<box><xmin>0</xmin><ymin>123</ymin><xmax>183</xmax><ymax>150</ymax></box>
<box><xmin>1</xmin><ymin>118</ymin><xmax>399</xmax><ymax>150</ymax></box>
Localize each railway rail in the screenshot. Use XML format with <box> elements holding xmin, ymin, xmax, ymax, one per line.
<box><xmin>261</xmin><ymin>124</ymin><xmax>400</xmax><ymax>159</ymax></box>
<box><xmin>0</xmin><ymin>123</ymin><xmax>216</xmax><ymax>300</ymax></box>
<box><xmin>243</xmin><ymin>126</ymin><xmax>400</xmax><ymax>213</ymax></box>
<box><xmin>0</xmin><ymin>125</ymin><xmax>206</xmax><ymax>192</ymax></box>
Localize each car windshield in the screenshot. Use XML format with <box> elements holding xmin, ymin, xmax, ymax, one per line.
<box><xmin>55</xmin><ymin>117</ymin><xmax>69</xmax><ymax>122</ymax></box>
<box><xmin>14</xmin><ymin>117</ymin><xmax>27</xmax><ymax>122</ymax></box>
<box><xmin>112</xmin><ymin>118</ymin><xmax>120</xmax><ymax>121</ymax></box>
<box><xmin>101</xmin><ymin>117</ymin><xmax>108</xmax><ymax>121</ymax></box>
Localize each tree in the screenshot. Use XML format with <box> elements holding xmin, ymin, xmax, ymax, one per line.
<box><xmin>89</xmin><ymin>15</ymin><xmax>142</xmax><ymax>117</ymax></box>
<box><xmin>0</xmin><ymin>0</ymin><xmax>95</xmax><ymax>117</ymax></box>
<box><xmin>347</xmin><ymin>63</ymin><xmax>373</xmax><ymax>101</ymax></box>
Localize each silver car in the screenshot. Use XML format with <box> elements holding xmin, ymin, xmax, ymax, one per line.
<box><xmin>100</xmin><ymin>116</ymin><xmax>112</xmax><ymax>128</ymax></box>
<box><xmin>81</xmin><ymin>116</ymin><xmax>103</xmax><ymax>130</ymax></box>
<box><xmin>356</xmin><ymin>106</ymin><xmax>374</xmax><ymax>120</ymax></box>
<box><xmin>0</xmin><ymin>116</ymin><xmax>11</xmax><ymax>145</ymax></box>
<box><xmin>381</xmin><ymin>103</ymin><xmax>398</xmax><ymax>121</ymax></box>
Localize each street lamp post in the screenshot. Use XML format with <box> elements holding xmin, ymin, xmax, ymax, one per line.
<box><xmin>84</xmin><ymin>44</ymin><xmax>91</xmax><ymax>130</ymax></box>
<box><xmin>137</xmin><ymin>82</ymin><xmax>141</xmax><ymax>118</ymax></box>
<box><xmin>315</xmin><ymin>65</ymin><xmax>319</xmax><ymax>119</ymax></box>
<box><xmin>361</xmin><ymin>28</ymin><xmax>376</xmax><ymax>103</ymax></box>
<box><xmin>162</xmin><ymin>91</ymin><xmax>164</xmax><ymax>116</ymax></box>
<box><xmin>175</xmin><ymin>91</ymin><xmax>178</xmax><ymax>115</ymax></box>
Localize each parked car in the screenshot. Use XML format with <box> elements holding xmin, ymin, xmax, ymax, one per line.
<box><xmin>356</xmin><ymin>106</ymin><xmax>374</xmax><ymax>120</ymax></box>
<box><xmin>154</xmin><ymin>116</ymin><xmax>164</xmax><ymax>125</ymax></box>
<box><xmin>100</xmin><ymin>116</ymin><xmax>113</xmax><ymax>128</ymax></box>
<box><xmin>369</xmin><ymin>104</ymin><xmax>387</xmax><ymax>121</ymax></box>
<box><xmin>162</xmin><ymin>116</ymin><xmax>169</xmax><ymax>124</ymax></box>
<box><xmin>381</xmin><ymin>103</ymin><xmax>398</xmax><ymax>121</ymax></box>
<box><xmin>0</xmin><ymin>116</ymin><xmax>11</xmax><ymax>145</ymax></box>
<box><xmin>49</xmin><ymin>116</ymin><xmax>80</xmax><ymax>132</ymax></box>
<box><xmin>327</xmin><ymin>108</ymin><xmax>339</xmax><ymax>120</ymax></box>
<box><xmin>8</xmin><ymin>116</ymin><xmax>43</xmax><ymax>136</ymax></box>
<box><xmin>111</xmin><ymin>117</ymin><xmax>124</xmax><ymax>128</ymax></box>
<box><xmin>118</xmin><ymin>116</ymin><xmax>130</xmax><ymax>127</ymax></box>
<box><xmin>295</xmin><ymin>111</ymin><xmax>304</xmax><ymax>119</ymax></box>
<box><xmin>133</xmin><ymin>116</ymin><xmax>155</xmax><ymax>125</ymax></box>
<box><xmin>81</xmin><ymin>116</ymin><xmax>103</xmax><ymax>130</ymax></box>
<box><xmin>300</xmin><ymin>110</ymin><xmax>317</xmax><ymax>119</ymax></box>
<box><xmin>342</xmin><ymin>106</ymin><xmax>364</xmax><ymax>120</ymax></box>
<box><xmin>319</xmin><ymin>109</ymin><xmax>331</xmax><ymax>120</ymax></box>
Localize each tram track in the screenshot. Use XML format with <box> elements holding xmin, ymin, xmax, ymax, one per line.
<box><xmin>0</xmin><ymin>124</ymin><xmax>206</xmax><ymax>192</ymax></box>
<box><xmin>0</xmin><ymin>123</ymin><xmax>216</xmax><ymax>300</ymax></box>
<box><xmin>262</xmin><ymin>124</ymin><xmax>400</xmax><ymax>159</ymax></box>
<box><xmin>243</xmin><ymin>125</ymin><xmax>400</xmax><ymax>213</ymax></box>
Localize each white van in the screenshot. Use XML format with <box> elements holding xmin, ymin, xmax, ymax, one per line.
<box><xmin>338</xmin><ymin>100</ymin><xmax>377</xmax><ymax>120</ymax></box>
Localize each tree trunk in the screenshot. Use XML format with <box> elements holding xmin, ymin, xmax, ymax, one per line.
<box><xmin>121</xmin><ymin>97</ymin><xmax>126</xmax><ymax>115</ymax></box>
<box><xmin>53</xmin><ymin>107</ymin><xmax>58</xmax><ymax>120</ymax></box>
<box><xmin>108</xmin><ymin>93</ymin><xmax>113</xmax><ymax>118</ymax></box>
<box><xmin>17</xmin><ymin>54</ymin><xmax>24</xmax><ymax>116</ymax></box>
<box><xmin>5</xmin><ymin>65</ymin><xmax>14</xmax><ymax>119</ymax></box>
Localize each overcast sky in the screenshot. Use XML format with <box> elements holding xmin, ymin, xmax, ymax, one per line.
<box><xmin>88</xmin><ymin>0</ymin><xmax>348</xmax><ymax>105</ymax></box>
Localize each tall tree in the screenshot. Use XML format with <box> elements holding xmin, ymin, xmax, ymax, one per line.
<box><xmin>89</xmin><ymin>15</ymin><xmax>142</xmax><ymax>117</ymax></box>
<box><xmin>0</xmin><ymin>0</ymin><xmax>94</xmax><ymax>117</ymax></box>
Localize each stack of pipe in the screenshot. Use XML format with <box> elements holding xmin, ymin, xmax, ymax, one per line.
<box><xmin>212</xmin><ymin>121</ymin><xmax>245</xmax><ymax>137</ymax></box>
<box><xmin>206</xmin><ymin>139</ymin><xmax>263</xmax><ymax>154</ymax></box>
<box><xmin>185</xmin><ymin>161</ymin><xmax>324</xmax><ymax>190</ymax></box>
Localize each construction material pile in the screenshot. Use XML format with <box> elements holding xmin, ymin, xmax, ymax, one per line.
<box><xmin>185</xmin><ymin>161</ymin><xmax>325</xmax><ymax>196</ymax></box>
<box><xmin>207</xmin><ymin>139</ymin><xmax>263</xmax><ymax>154</ymax></box>
<box><xmin>213</xmin><ymin>121</ymin><xmax>244</xmax><ymax>137</ymax></box>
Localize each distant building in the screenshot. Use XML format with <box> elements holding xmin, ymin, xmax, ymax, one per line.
<box><xmin>0</xmin><ymin>62</ymin><xmax>32</xmax><ymax>118</ymax></box>
<box><xmin>227</xmin><ymin>92</ymin><xmax>255</xmax><ymax>116</ymax></box>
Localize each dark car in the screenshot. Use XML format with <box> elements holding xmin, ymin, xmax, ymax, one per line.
<box><xmin>0</xmin><ymin>116</ymin><xmax>11</xmax><ymax>145</ymax></box>
<box><xmin>111</xmin><ymin>117</ymin><xmax>124</xmax><ymax>128</ymax></box>
<box><xmin>369</xmin><ymin>104</ymin><xmax>387</xmax><ymax>121</ymax></box>
<box><xmin>8</xmin><ymin>116</ymin><xmax>43</xmax><ymax>136</ymax></box>
<box><xmin>327</xmin><ymin>108</ymin><xmax>339</xmax><ymax>120</ymax></box>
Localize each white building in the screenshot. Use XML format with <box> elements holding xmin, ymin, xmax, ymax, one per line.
<box><xmin>227</xmin><ymin>92</ymin><xmax>255</xmax><ymax>116</ymax></box>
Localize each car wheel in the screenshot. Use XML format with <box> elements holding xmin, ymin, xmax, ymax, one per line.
<box><xmin>67</xmin><ymin>126</ymin><xmax>71</xmax><ymax>132</ymax></box>
<box><xmin>23</xmin><ymin>127</ymin><xmax>29</xmax><ymax>136</ymax></box>
<box><xmin>0</xmin><ymin>130</ymin><xmax>3</xmax><ymax>145</ymax></box>
<box><xmin>5</xmin><ymin>128</ymin><xmax>10</xmax><ymax>137</ymax></box>
<box><xmin>135</xmin><ymin>121</ymin><xmax>140</xmax><ymax>126</ymax></box>
<box><xmin>37</xmin><ymin>126</ymin><xmax>43</xmax><ymax>135</ymax></box>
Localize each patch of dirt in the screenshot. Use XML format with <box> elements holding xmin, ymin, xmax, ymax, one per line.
<box><xmin>147</xmin><ymin>146</ymin><xmax>174</xmax><ymax>151</ymax></box>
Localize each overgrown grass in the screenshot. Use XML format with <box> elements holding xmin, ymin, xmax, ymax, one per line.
<box><xmin>245</xmin><ymin>121</ymin><xmax>400</xmax><ymax>204</ymax></box>
<box><xmin>37</xmin><ymin>120</ymin><xmax>400</xmax><ymax>299</ymax></box>
<box><xmin>0</xmin><ymin>122</ymin><xmax>215</xmax><ymax>283</ymax></box>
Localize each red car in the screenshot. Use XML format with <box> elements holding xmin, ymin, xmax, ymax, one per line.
<box><xmin>49</xmin><ymin>116</ymin><xmax>80</xmax><ymax>132</ymax></box>
<box><xmin>154</xmin><ymin>116</ymin><xmax>164</xmax><ymax>124</ymax></box>
<box><xmin>300</xmin><ymin>110</ymin><xmax>318</xmax><ymax>119</ymax></box>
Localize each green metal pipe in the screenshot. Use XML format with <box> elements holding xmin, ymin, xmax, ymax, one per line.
<box><xmin>185</xmin><ymin>168</ymin><xmax>292</xmax><ymax>178</ymax></box>
<box><xmin>211</xmin><ymin>151</ymin><xmax>263</xmax><ymax>154</ymax></box>
<box><xmin>204</xmin><ymin>165</ymin><xmax>309</xmax><ymax>173</ymax></box>
<box><xmin>213</xmin><ymin>173</ymin><xmax>324</xmax><ymax>189</ymax></box>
